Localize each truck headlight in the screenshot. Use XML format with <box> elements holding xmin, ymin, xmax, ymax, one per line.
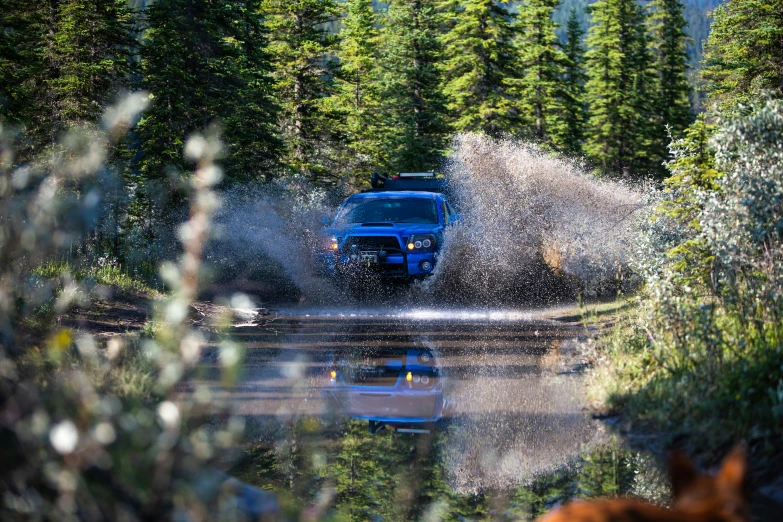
<box><xmin>407</xmin><ymin>234</ymin><xmax>436</xmax><ymax>251</ymax></box>
<box><xmin>320</xmin><ymin>236</ymin><xmax>339</xmax><ymax>252</ymax></box>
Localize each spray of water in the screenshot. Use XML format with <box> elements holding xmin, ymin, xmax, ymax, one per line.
<box><xmin>205</xmin><ymin>179</ymin><xmax>339</xmax><ymax>302</ymax></box>
<box><xmin>426</xmin><ymin>134</ymin><xmax>646</xmax><ymax>303</ymax></box>
<box><xmin>205</xmin><ymin>134</ymin><xmax>646</xmax><ymax>306</ymax></box>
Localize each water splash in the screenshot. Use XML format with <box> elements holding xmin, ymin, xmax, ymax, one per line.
<box><xmin>206</xmin><ymin>135</ymin><xmax>646</xmax><ymax>306</ymax></box>
<box><xmin>205</xmin><ymin>179</ymin><xmax>339</xmax><ymax>302</ymax></box>
<box><xmin>426</xmin><ymin>134</ymin><xmax>646</xmax><ymax>303</ymax></box>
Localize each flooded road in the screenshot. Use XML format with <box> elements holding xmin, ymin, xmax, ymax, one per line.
<box><xmin>176</xmin><ymin>306</ymin><xmax>674</xmax><ymax>519</ymax></box>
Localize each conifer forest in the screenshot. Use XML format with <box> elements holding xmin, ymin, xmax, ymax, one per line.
<box><xmin>1</xmin><ymin>0</ymin><xmax>783</xmax><ymax>520</ymax></box>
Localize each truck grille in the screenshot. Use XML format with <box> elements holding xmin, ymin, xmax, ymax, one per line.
<box><xmin>342</xmin><ymin>236</ymin><xmax>402</xmax><ymax>252</ymax></box>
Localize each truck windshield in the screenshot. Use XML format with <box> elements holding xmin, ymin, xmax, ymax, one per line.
<box><xmin>335</xmin><ymin>198</ymin><xmax>439</xmax><ymax>225</ymax></box>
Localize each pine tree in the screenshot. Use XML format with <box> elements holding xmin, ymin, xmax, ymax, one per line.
<box><xmin>378</xmin><ymin>0</ymin><xmax>449</xmax><ymax>172</ymax></box>
<box><xmin>261</xmin><ymin>0</ymin><xmax>342</xmax><ymax>183</ymax></box>
<box><xmin>0</xmin><ymin>1</ymin><xmax>38</xmax><ymax>125</ymax></box>
<box><xmin>138</xmin><ymin>0</ymin><xmax>280</xmax><ymax>183</ymax></box>
<box><xmin>438</xmin><ymin>0</ymin><xmax>518</xmax><ymax>135</ymax></box>
<box><xmin>701</xmin><ymin>0</ymin><xmax>783</xmax><ymax>114</ymax></box>
<box><xmin>0</xmin><ymin>0</ymin><xmax>49</xmax><ymax>152</ymax></box>
<box><xmin>583</xmin><ymin>0</ymin><xmax>656</xmax><ymax>176</ymax></box>
<box><xmin>217</xmin><ymin>1</ymin><xmax>283</xmax><ymax>181</ymax></box>
<box><xmin>49</xmin><ymin>0</ymin><xmax>135</xmax><ymax>129</ymax></box>
<box><xmin>647</xmin><ymin>0</ymin><xmax>691</xmax><ymax>163</ymax></box>
<box><xmin>560</xmin><ymin>8</ymin><xmax>587</xmax><ymax>154</ymax></box>
<box><xmin>334</xmin><ymin>0</ymin><xmax>383</xmax><ymax>179</ymax></box>
<box><xmin>511</xmin><ymin>0</ymin><xmax>569</xmax><ymax>145</ymax></box>
<box><xmin>1</xmin><ymin>0</ymin><xmax>135</xmax><ymax>158</ymax></box>
<box><xmin>138</xmin><ymin>0</ymin><xmax>214</xmax><ymax>183</ymax></box>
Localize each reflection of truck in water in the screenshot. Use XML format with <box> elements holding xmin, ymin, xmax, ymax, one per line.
<box><xmin>326</xmin><ymin>347</ymin><xmax>447</xmax><ymax>434</ymax></box>
<box><xmin>315</xmin><ymin>173</ymin><xmax>459</xmax><ymax>284</ymax></box>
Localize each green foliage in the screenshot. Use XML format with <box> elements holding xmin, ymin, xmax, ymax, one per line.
<box><xmin>0</xmin><ymin>0</ymin><xmax>133</xmax><ymax>159</ymax></box>
<box><xmin>0</xmin><ymin>96</ymin><xmax>256</xmax><ymax>519</ymax></box>
<box><xmin>647</xmin><ymin>0</ymin><xmax>692</xmax><ymax>165</ymax></box>
<box><xmin>334</xmin><ymin>0</ymin><xmax>385</xmax><ymax>181</ymax></box>
<box><xmin>597</xmin><ymin>100</ymin><xmax>783</xmax><ymax>448</ymax></box>
<box><xmin>218</xmin><ymin>1</ymin><xmax>284</xmax><ymax>182</ymax></box>
<box><xmin>232</xmin><ymin>426</ymin><xmax>664</xmax><ymax>521</ymax></box>
<box><xmin>261</xmin><ymin>0</ymin><xmax>342</xmax><ymax>184</ymax></box>
<box><xmin>643</xmin><ymin>116</ymin><xmax>720</xmax><ymax>289</ymax></box>
<box><xmin>138</xmin><ymin>0</ymin><xmax>281</xmax><ymax>183</ymax></box>
<box><xmin>49</xmin><ymin>0</ymin><xmax>135</xmax><ymax>128</ymax></box>
<box><xmin>33</xmin><ymin>258</ymin><xmax>160</xmax><ymax>296</ymax></box>
<box><xmin>701</xmin><ymin>0</ymin><xmax>783</xmax><ymax>114</ymax></box>
<box><xmin>377</xmin><ymin>0</ymin><xmax>450</xmax><ymax>172</ymax></box>
<box><xmin>559</xmin><ymin>8</ymin><xmax>588</xmax><ymax>154</ymax></box>
<box><xmin>438</xmin><ymin>0</ymin><xmax>519</xmax><ymax>135</ymax></box>
<box><xmin>0</xmin><ymin>0</ymin><xmax>46</xmax><ymax>131</ymax></box>
<box><xmin>583</xmin><ymin>0</ymin><xmax>657</xmax><ymax>176</ymax></box>
<box><xmin>512</xmin><ymin>0</ymin><xmax>569</xmax><ymax>145</ymax></box>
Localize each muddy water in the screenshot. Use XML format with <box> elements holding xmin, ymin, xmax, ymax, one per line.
<box><xmin>181</xmin><ymin>307</ymin><xmax>669</xmax><ymax>519</ymax></box>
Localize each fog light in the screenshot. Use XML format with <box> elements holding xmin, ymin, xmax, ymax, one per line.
<box><xmin>420</xmin><ymin>260</ymin><xmax>433</xmax><ymax>272</ymax></box>
<box><xmin>407</xmin><ymin>243</ymin><xmax>414</xmax><ymax>250</ymax></box>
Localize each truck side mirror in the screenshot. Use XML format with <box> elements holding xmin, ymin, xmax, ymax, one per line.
<box><xmin>449</xmin><ymin>213</ymin><xmax>462</xmax><ymax>224</ymax></box>
<box><xmin>320</xmin><ymin>215</ymin><xmax>332</xmax><ymax>226</ymax></box>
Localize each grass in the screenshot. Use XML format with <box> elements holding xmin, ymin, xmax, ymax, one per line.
<box><xmin>33</xmin><ymin>259</ymin><xmax>161</xmax><ymax>296</ymax></box>
<box><xmin>586</xmin><ymin>296</ymin><xmax>783</xmax><ymax>454</ymax></box>
<box><xmin>15</xmin><ymin>332</ymin><xmax>158</xmax><ymax>403</ymax></box>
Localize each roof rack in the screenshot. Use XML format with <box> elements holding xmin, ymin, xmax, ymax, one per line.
<box><xmin>370</xmin><ymin>172</ymin><xmax>448</xmax><ymax>193</ymax></box>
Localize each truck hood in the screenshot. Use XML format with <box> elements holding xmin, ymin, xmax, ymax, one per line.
<box><xmin>323</xmin><ymin>223</ymin><xmax>440</xmax><ymax>236</ymax></box>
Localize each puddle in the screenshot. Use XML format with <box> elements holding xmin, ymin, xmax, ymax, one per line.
<box><xmin>229</xmin><ymin>433</ymin><xmax>669</xmax><ymax>520</ymax></box>
<box><xmin>180</xmin><ymin>310</ymin><xmax>777</xmax><ymax>520</ymax></box>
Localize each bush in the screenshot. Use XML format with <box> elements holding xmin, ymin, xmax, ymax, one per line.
<box><xmin>596</xmin><ymin>98</ymin><xmax>783</xmax><ymax>447</ymax></box>
<box><xmin>0</xmin><ymin>98</ymin><xmax>252</xmax><ymax>520</ymax></box>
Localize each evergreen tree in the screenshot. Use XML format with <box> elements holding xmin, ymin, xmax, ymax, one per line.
<box><xmin>583</xmin><ymin>0</ymin><xmax>656</xmax><ymax>176</ymax></box>
<box><xmin>1</xmin><ymin>0</ymin><xmax>135</xmax><ymax>157</ymax></box>
<box><xmin>0</xmin><ymin>1</ymin><xmax>39</xmax><ymax>124</ymax></box>
<box><xmin>218</xmin><ymin>1</ymin><xmax>283</xmax><ymax>181</ymax></box>
<box><xmin>647</xmin><ymin>0</ymin><xmax>691</xmax><ymax>161</ymax></box>
<box><xmin>378</xmin><ymin>0</ymin><xmax>449</xmax><ymax>172</ymax></box>
<box><xmin>701</xmin><ymin>0</ymin><xmax>783</xmax><ymax>113</ymax></box>
<box><xmin>560</xmin><ymin>8</ymin><xmax>587</xmax><ymax>154</ymax></box>
<box><xmin>261</xmin><ymin>0</ymin><xmax>342</xmax><ymax>183</ymax></box>
<box><xmin>0</xmin><ymin>0</ymin><xmax>50</xmax><ymax>155</ymax></box>
<box><xmin>138</xmin><ymin>0</ymin><xmax>214</xmax><ymax>185</ymax></box>
<box><xmin>438</xmin><ymin>0</ymin><xmax>518</xmax><ymax>135</ymax></box>
<box><xmin>511</xmin><ymin>0</ymin><xmax>569</xmax><ymax>145</ymax></box>
<box><xmin>334</xmin><ymin>0</ymin><xmax>383</xmax><ymax>179</ymax></box>
<box><xmin>49</xmin><ymin>0</ymin><xmax>134</xmax><ymax>129</ymax></box>
<box><xmin>138</xmin><ymin>0</ymin><xmax>280</xmax><ymax>183</ymax></box>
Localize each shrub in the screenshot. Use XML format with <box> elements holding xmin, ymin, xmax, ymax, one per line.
<box><xmin>599</xmin><ymin>98</ymin><xmax>783</xmax><ymax>446</ymax></box>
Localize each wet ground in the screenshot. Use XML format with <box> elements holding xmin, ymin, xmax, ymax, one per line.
<box><xmin>175</xmin><ymin>304</ymin><xmax>680</xmax><ymax>520</ymax></box>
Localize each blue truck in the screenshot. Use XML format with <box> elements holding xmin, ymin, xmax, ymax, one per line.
<box><xmin>326</xmin><ymin>347</ymin><xmax>446</xmax><ymax>434</ymax></box>
<box><xmin>316</xmin><ymin>172</ymin><xmax>458</xmax><ymax>283</ymax></box>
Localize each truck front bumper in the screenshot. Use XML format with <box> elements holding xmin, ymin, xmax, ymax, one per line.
<box><xmin>315</xmin><ymin>251</ymin><xmax>437</xmax><ymax>279</ymax></box>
